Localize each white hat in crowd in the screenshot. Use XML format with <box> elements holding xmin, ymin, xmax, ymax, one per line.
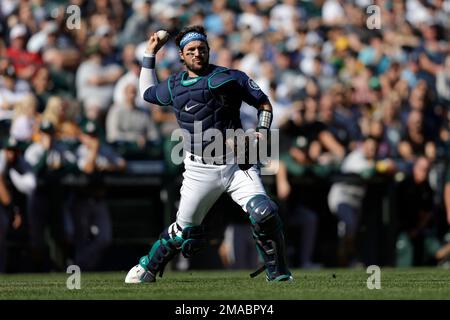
<box><xmin>9</xmin><ymin>24</ymin><xmax>27</xmax><ymax>40</ymax></box>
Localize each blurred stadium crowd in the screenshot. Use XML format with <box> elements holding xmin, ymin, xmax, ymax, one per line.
<box><xmin>1</xmin><ymin>0</ymin><xmax>450</xmax><ymax>273</ymax></box>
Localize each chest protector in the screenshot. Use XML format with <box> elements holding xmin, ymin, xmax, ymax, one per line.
<box><xmin>167</xmin><ymin>66</ymin><xmax>243</xmax><ymax>156</ymax></box>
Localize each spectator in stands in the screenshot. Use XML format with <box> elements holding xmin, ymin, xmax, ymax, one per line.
<box><xmin>83</xmin><ymin>96</ymin><xmax>106</xmax><ymax>125</ymax></box>
<box><xmin>113</xmin><ymin>58</ymin><xmax>143</xmax><ymax>108</ymax></box>
<box><xmin>117</xmin><ymin>0</ymin><xmax>153</xmax><ymax>48</ymax></box>
<box><xmin>237</xmin><ymin>0</ymin><xmax>265</xmax><ymax>36</ymax></box>
<box><xmin>27</xmin><ymin>20</ymin><xmax>58</xmax><ymax>54</ymax></box>
<box><xmin>86</xmin><ymin>0</ymin><xmax>125</xmax><ymax>31</ymax></box>
<box><xmin>40</xmin><ymin>96</ymin><xmax>80</xmax><ymax>144</ymax></box>
<box><xmin>398</xmin><ymin>110</ymin><xmax>436</xmax><ymax>162</ymax></box>
<box><xmin>0</xmin><ymin>137</ymin><xmax>34</xmax><ymax>272</ymax></box>
<box><xmin>6</xmin><ymin>24</ymin><xmax>43</xmax><ymax>81</ymax></box>
<box><xmin>275</xmin><ymin>158</ymin><xmax>322</xmax><ymax>269</ymax></box>
<box><xmin>269</xmin><ymin>0</ymin><xmax>301</xmax><ymax>35</ymax></box>
<box><xmin>24</xmin><ymin>120</ymin><xmax>77</xmax><ymax>271</ymax></box>
<box><xmin>75</xmin><ymin>44</ymin><xmax>123</xmax><ymax>114</ymax></box>
<box><xmin>380</xmin><ymin>96</ymin><xmax>403</xmax><ymax>158</ymax></box>
<box><xmin>322</xmin><ymin>0</ymin><xmax>346</xmax><ymax>26</ymax></box>
<box><xmin>366</xmin><ymin>118</ymin><xmax>394</xmax><ymax>159</ymax></box>
<box><xmin>71</xmin><ymin>120</ymin><xmax>126</xmax><ymax>270</ymax></box>
<box><xmin>275</xmin><ymin>103</ymin><xmax>344</xmax><ymax>268</ymax></box>
<box><xmin>16</xmin><ymin>1</ymin><xmax>38</xmax><ymax>34</ymax></box>
<box><xmin>38</xmin><ymin>16</ymin><xmax>79</xmax><ymax>98</ymax></box>
<box><xmin>30</xmin><ymin>66</ymin><xmax>55</xmax><ymax>113</ymax></box>
<box><xmin>395</xmin><ymin>156</ymin><xmax>448</xmax><ymax>266</ymax></box>
<box><xmin>0</xmin><ymin>65</ymin><xmax>30</xmax><ymax>121</ymax></box>
<box><xmin>318</xmin><ymin>92</ymin><xmax>351</xmax><ymax>151</ymax></box>
<box><xmin>10</xmin><ymin>94</ymin><xmax>38</xmax><ymax>145</ymax></box>
<box><xmin>106</xmin><ymin>84</ymin><xmax>159</xmax><ymax>142</ymax></box>
<box><xmin>436</xmin><ymin>54</ymin><xmax>450</xmax><ymax>105</ymax></box>
<box><xmin>106</xmin><ymin>83</ymin><xmax>159</xmax><ymax>158</ymax></box>
<box><xmin>328</xmin><ymin>136</ymin><xmax>385</xmax><ymax>267</ymax></box>
<box><xmin>279</xmin><ymin>102</ymin><xmax>345</xmax><ymax>169</ymax></box>
<box><xmin>96</xmin><ymin>24</ymin><xmax>122</xmax><ymax>66</ymax></box>
<box><xmin>41</xmin><ymin>96</ymin><xmax>65</xmax><ymax>130</ymax></box>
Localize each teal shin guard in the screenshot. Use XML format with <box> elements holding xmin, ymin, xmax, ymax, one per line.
<box><xmin>139</xmin><ymin>223</ymin><xmax>207</xmax><ymax>279</ymax></box>
<box><xmin>252</xmin><ymin>227</ymin><xmax>292</xmax><ymax>281</ymax></box>
<box><xmin>140</xmin><ymin>229</ymin><xmax>181</xmax><ymax>278</ymax></box>
<box><xmin>246</xmin><ymin>195</ymin><xmax>292</xmax><ymax>281</ymax></box>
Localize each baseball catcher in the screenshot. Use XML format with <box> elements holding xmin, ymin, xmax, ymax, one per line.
<box><xmin>125</xmin><ymin>25</ymin><xmax>292</xmax><ymax>283</ymax></box>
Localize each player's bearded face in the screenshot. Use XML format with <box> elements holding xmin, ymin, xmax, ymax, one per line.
<box><xmin>181</xmin><ymin>41</ymin><xmax>209</xmax><ymax>73</ymax></box>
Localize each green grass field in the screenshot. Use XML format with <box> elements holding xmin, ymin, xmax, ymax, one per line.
<box><xmin>0</xmin><ymin>268</ymin><xmax>449</xmax><ymax>300</ymax></box>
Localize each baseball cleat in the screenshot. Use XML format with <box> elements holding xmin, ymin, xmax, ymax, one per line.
<box><xmin>124</xmin><ymin>264</ymin><xmax>156</xmax><ymax>283</ymax></box>
<box><xmin>267</xmin><ymin>274</ymin><xmax>294</xmax><ymax>282</ymax></box>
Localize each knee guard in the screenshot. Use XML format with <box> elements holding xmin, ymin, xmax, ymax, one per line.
<box><xmin>246</xmin><ymin>195</ymin><xmax>291</xmax><ymax>281</ymax></box>
<box><xmin>247</xmin><ymin>195</ymin><xmax>282</xmax><ymax>235</ymax></box>
<box><xmin>140</xmin><ymin>223</ymin><xmax>207</xmax><ymax>278</ymax></box>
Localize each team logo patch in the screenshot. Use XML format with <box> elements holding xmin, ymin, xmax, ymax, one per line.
<box><xmin>248</xmin><ymin>78</ymin><xmax>261</xmax><ymax>90</ymax></box>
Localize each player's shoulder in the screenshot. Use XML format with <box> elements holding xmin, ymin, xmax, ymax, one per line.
<box><xmin>209</xmin><ymin>65</ymin><xmax>249</xmax><ymax>78</ymax></box>
<box><xmin>207</xmin><ymin>64</ymin><xmax>241</xmax><ymax>89</ymax></box>
<box><xmin>213</xmin><ymin>67</ymin><xmax>261</xmax><ymax>90</ymax></box>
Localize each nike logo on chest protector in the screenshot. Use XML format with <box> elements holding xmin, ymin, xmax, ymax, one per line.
<box><xmin>184</xmin><ymin>103</ymin><xmax>200</xmax><ymax>112</ymax></box>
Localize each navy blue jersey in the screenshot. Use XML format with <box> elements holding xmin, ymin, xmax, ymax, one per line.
<box><xmin>143</xmin><ymin>64</ymin><xmax>268</xmax><ymax>155</ymax></box>
<box><xmin>143</xmin><ymin>64</ymin><xmax>268</xmax><ymax>110</ymax></box>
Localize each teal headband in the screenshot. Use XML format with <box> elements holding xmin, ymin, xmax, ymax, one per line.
<box><xmin>179</xmin><ymin>32</ymin><xmax>207</xmax><ymax>49</ymax></box>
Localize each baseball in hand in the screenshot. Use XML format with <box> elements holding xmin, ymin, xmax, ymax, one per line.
<box><xmin>156</xmin><ymin>30</ymin><xmax>169</xmax><ymax>42</ymax></box>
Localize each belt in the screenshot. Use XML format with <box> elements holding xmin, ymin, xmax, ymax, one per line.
<box><xmin>189</xmin><ymin>154</ymin><xmax>226</xmax><ymax>165</ymax></box>
<box><xmin>187</xmin><ymin>151</ymin><xmax>236</xmax><ymax>166</ymax></box>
